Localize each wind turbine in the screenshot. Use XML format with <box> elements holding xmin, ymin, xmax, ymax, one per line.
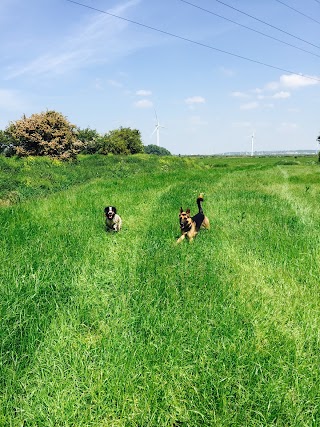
<box><xmin>151</xmin><ymin>110</ymin><xmax>164</xmax><ymax>147</ymax></box>
<box><xmin>251</xmin><ymin>131</ymin><xmax>255</xmax><ymax>156</ymax></box>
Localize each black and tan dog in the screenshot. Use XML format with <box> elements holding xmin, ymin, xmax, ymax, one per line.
<box><xmin>176</xmin><ymin>193</ymin><xmax>209</xmax><ymax>244</ymax></box>
<box><xmin>104</xmin><ymin>206</ymin><xmax>122</xmax><ymax>232</ymax></box>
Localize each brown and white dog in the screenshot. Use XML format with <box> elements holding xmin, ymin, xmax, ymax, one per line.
<box><xmin>104</xmin><ymin>206</ymin><xmax>122</xmax><ymax>232</ymax></box>
<box><xmin>176</xmin><ymin>194</ymin><xmax>209</xmax><ymax>244</ymax></box>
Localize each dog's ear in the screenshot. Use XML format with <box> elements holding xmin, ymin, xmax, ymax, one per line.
<box><xmin>180</xmin><ymin>207</ymin><xmax>183</xmax><ymax>213</ymax></box>
<box><xmin>186</xmin><ymin>208</ymin><xmax>191</xmax><ymax>216</ymax></box>
<box><xmin>104</xmin><ymin>207</ymin><xmax>108</xmax><ymax>214</ymax></box>
<box><xmin>113</xmin><ymin>207</ymin><xmax>117</xmax><ymax>214</ymax></box>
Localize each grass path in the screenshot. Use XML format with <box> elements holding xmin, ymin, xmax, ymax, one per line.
<box><xmin>1</xmin><ymin>156</ymin><xmax>320</xmax><ymax>426</ymax></box>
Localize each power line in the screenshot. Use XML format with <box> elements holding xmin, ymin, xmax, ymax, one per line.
<box><xmin>65</xmin><ymin>0</ymin><xmax>320</xmax><ymax>83</ymax></box>
<box><xmin>212</xmin><ymin>0</ymin><xmax>320</xmax><ymax>50</ymax></box>
<box><xmin>179</xmin><ymin>0</ymin><xmax>320</xmax><ymax>59</ymax></box>
<box><xmin>274</xmin><ymin>0</ymin><xmax>320</xmax><ymax>25</ymax></box>
<box><xmin>278</xmin><ymin>0</ymin><xmax>320</xmax><ymax>24</ymax></box>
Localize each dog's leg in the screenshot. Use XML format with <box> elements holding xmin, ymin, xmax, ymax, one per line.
<box><xmin>176</xmin><ymin>234</ymin><xmax>186</xmax><ymax>244</ymax></box>
<box><xmin>202</xmin><ymin>217</ymin><xmax>210</xmax><ymax>230</ymax></box>
<box><xmin>187</xmin><ymin>230</ymin><xmax>197</xmax><ymax>243</ymax></box>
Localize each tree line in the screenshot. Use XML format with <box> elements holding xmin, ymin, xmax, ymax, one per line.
<box><xmin>0</xmin><ymin>110</ymin><xmax>171</xmax><ymax>160</ymax></box>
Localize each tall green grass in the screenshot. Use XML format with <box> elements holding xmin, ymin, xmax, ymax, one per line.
<box><xmin>1</xmin><ymin>155</ymin><xmax>320</xmax><ymax>426</ymax></box>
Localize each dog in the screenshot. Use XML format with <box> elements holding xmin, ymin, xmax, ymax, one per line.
<box><xmin>104</xmin><ymin>206</ymin><xmax>122</xmax><ymax>232</ymax></box>
<box><xmin>176</xmin><ymin>193</ymin><xmax>209</xmax><ymax>244</ymax></box>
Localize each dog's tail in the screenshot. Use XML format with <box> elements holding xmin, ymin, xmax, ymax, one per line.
<box><xmin>197</xmin><ymin>193</ymin><xmax>204</xmax><ymax>214</ymax></box>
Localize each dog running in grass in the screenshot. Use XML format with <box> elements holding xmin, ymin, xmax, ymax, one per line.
<box><xmin>176</xmin><ymin>193</ymin><xmax>210</xmax><ymax>244</ymax></box>
<box><xmin>104</xmin><ymin>206</ymin><xmax>122</xmax><ymax>232</ymax></box>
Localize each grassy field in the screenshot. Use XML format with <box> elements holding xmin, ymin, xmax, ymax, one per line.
<box><xmin>1</xmin><ymin>154</ymin><xmax>320</xmax><ymax>426</ymax></box>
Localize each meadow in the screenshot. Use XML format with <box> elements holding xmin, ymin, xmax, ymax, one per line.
<box><xmin>0</xmin><ymin>154</ymin><xmax>320</xmax><ymax>426</ymax></box>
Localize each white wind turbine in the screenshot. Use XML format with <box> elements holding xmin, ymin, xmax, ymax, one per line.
<box><xmin>251</xmin><ymin>131</ymin><xmax>255</xmax><ymax>156</ymax></box>
<box><xmin>151</xmin><ymin>110</ymin><xmax>164</xmax><ymax>147</ymax></box>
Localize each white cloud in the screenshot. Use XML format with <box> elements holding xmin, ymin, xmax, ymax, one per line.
<box><xmin>263</xmin><ymin>103</ymin><xmax>275</xmax><ymax>109</ymax></box>
<box><xmin>6</xmin><ymin>0</ymin><xmax>144</xmax><ymax>79</ymax></box>
<box><xmin>231</xmin><ymin>91</ymin><xmax>249</xmax><ymax>98</ymax></box>
<box><xmin>257</xmin><ymin>94</ymin><xmax>285</xmax><ymax>102</ymax></box>
<box><xmin>265</xmin><ymin>81</ymin><xmax>280</xmax><ymax>91</ymax></box>
<box><xmin>108</xmin><ymin>79</ymin><xmax>123</xmax><ymax>88</ymax></box>
<box><xmin>265</xmin><ymin>74</ymin><xmax>320</xmax><ymax>92</ymax></box>
<box><xmin>280</xmin><ymin>74</ymin><xmax>319</xmax><ymax>88</ymax></box>
<box><xmin>272</xmin><ymin>91</ymin><xmax>290</xmax><ymax>99</ymax></box>
<box><xmin>240</xmin><ymin>101</ymin><xmax>259</xmax><ymax>110</ymax></box>
<box><xmin>185</xmin><ymin>96</ymin><xmax>206</xmax><ymax>106</ymax></box>
<box><xmin>136</xmin><ymin>89</ymin><xmax>152</xmax><ymax>96</ymax></box>
<box><xmin>8</xmin><ymin>51</ymin><xmax>83</xmax><ymax>79</ymax></box>
<box><xmin>134</xmin><ymin>99</ymin><xmax>153</xmax><ymax>108</ymax></box>
<box><xmin>236</xmin><ymin>74</ymin><xmax>311</xmax><ymax>106</ymax></box>
<box><xmin>252</xmin><ymin>88</ymin><xmax>263</xmax><ymax>95</ymax></box>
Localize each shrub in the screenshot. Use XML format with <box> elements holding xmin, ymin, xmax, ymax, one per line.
<box><xmin>144</xmin><ymin>144</ymin><xmax>171</xmax><ymax>156</ymax></box>
<box><xmin>0</xmin><ymin>144</ymin><xmax>15</xmax><ymax>157</ymax></box>
<box><xmin>6</xmin><ymin>111</ymin><xmax>83</xmax><ymax>160</ymax></box>
<box><xmin>99</xmin><ymin>127</ymin><xmax>144</xmax><ymax>155</ymax></box>
<box><xmin>77</xmin><ymin>127</ymin><xmax>101</xmax><ymax>154</ymax></box>
<box><xmin>0</xmin><ymin>130</ymin><xmax>15</xmax><ymax>157</ymax></box>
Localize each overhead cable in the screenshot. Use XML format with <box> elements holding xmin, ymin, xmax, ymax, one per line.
<box><xmin>212</xmin><ymin>0</ymin><xmax>320</xmax><ymax>50</ymax></box>
<box><xmin>179</xmin><ymin>0</ymin><xmax>320</xmax><ymax>59</ymax></box>
<box><xmin>65</xmin><ymin>0</ymin><xmax>320</xmax><ymax>83</ymax></box>
<box><xmin>274</xmin><ymin>0</ymin><xmax>320</xmax><ymax>25</ymax></box>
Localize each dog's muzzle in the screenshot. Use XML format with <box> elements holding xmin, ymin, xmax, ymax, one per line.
<box><xmin>180</xmin><ymin>221</ymin><xmax>191</xmax><ymax>231</ymax></box>
<box><xmin>107</xmin><ymin>212</ymin><xmax>114</xmax><ymax>219</ymax></box>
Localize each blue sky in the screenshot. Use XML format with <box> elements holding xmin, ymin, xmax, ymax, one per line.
<box><xmin>1</xmin><ymin>0</ymin><xmax>320</xmax><ymax>154</ymax></box>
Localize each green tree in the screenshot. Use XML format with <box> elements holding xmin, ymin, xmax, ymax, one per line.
<box><xmin>100</xmin><ymin>127</ymin><xmax>144</xmax><ymax>155</ymax></box>
<box><xmin>0</xmin><ymin>130</ymin><xmax>15</xmax><ymax>156</ymax></box>
<box><xmin>0</xmin><ymin>130</ymin><xmax>7</xmax><ymax>145</ymax></box>
<box><xmin>6</xmin><ymin>111</ymin><xmax>82</xmax><ymax>160</ymax></box>
<box><xmin>144</xmin><ymin>144</ymin><xmax>171</xmax><ymax>156</ymax></box>
<box><xmin>77</xmin><ymin>127</ymin><xmax>101</xmax><ymax>154</ymax></box>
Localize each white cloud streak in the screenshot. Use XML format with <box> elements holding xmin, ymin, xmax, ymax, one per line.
<box><xmin>272</xmin><ymin>91</ymin><xmax>290</xmax><ymax>99</ymax></box>
<box><xmin>134</xmin><ymin>99</ymin><xmax>153</xmax><ymax>109</ymax></box>
<box><xmin>231</xmin><ymin>91</ymin><xmax>249</xmax><ymax>98</ymax></box>
<box><xmin>185</xmin><ymin>96</ymin><xmax>206</xmax><ymax>106</ymax></box>
<box><xmin>6</xmin><ymin>0</ymin><xmax>145</xmax><ymax>80</ymax></box>
<box><xmin>240</xmin><ymin>101</ymin><xmax>259</xmax><ymax>110</ymax></box>
<box><xmin>136</xmin><ymin>90</ymin><xmax>152</xmax><ymax>96</ymax></box>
